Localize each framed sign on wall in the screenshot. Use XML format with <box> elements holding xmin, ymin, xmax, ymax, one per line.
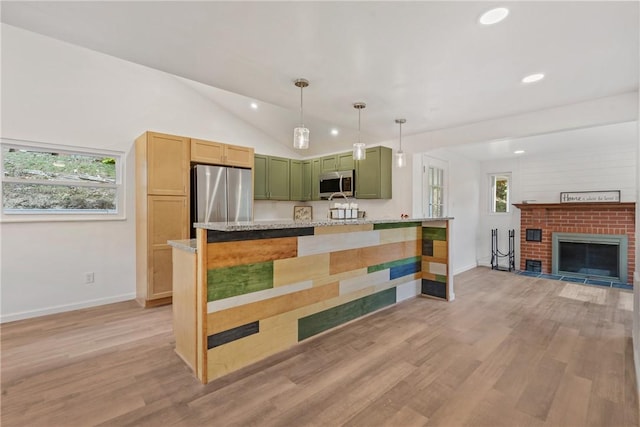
<box><xmin>560</xmin><ymin>191</ymin><xmax>620</xmax><ymax>203</ymax></box>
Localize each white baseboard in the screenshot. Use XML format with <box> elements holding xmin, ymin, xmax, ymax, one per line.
<box><xmin>0</xmin><ymin>293</ymin><xmax>136</xmax><ymax>323</ymax></box>
<box><xmin>453</xmin><ymin>262</ymin><xmax>478</xmax><ymax>276</ymax></box>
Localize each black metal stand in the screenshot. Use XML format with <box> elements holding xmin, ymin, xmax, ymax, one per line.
<box><xmin>491</xmin><ymin>229</ymin><xmax>515</xmax><ymax>272</ymax></box>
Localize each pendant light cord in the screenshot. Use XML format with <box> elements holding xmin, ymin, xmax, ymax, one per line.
<box><xmin>358</xmin><ymin>108</ymin><xmax>361</xmax><ymax>143</ymax></box>
<box><xmin>399</xmin><ymin>121</ymin><xmax>402</xmax><ymax>150</ymax></box>
<box><xmin>300</xmin><ymin>85</ymin><xmax>304</xmax><ymax>127</ymax></box>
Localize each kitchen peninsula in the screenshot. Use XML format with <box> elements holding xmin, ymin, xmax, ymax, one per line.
<box><xmin>170</xmin><ymin>218</ymin><xmax>453</xmax><ymax>384</ymax></box>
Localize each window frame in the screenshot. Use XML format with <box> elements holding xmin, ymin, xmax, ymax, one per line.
<box><xmin>489</xmin><ymin>172</ymin><xmax>511</xmax><ymax>214</ymax></box>
<box><xmin>1</xmin><ymin>138</ymin><xmax>126</xmax><ymax>222</ymax></box>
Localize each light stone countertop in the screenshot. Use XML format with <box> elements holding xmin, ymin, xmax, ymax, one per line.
<box><xmin>194</xmin><ymin>217</ymin><xmax>453</xmax><ymax>232</ymax></box>
<box><xmin>167</xmin><ymin>239</ymin><xmax>197</xmax><ymax>253</ymax></box>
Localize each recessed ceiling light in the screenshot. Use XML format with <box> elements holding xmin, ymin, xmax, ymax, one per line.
<box><xmin>330</xmin><ymin>128</ymin><xmax>339</xmax><ymax>136</ymax></box>
<box><xmin>479</xmin><ymin>7</ymin><xmax>509</xmax><ymax>25</ymax></box>
<box><xmin>522</xmin><ymin>73</ymin><xmax>545</xmax><ymax>84</ymax></box>
<box><xmin>250</xmin><ymin>102</ymin><xmax>258</xmax><ymax>109</ymax></box>
<box><xmin>514</xmin><ymin>150</ymin><xmax>525</xmax><ymax>154</ymax></box>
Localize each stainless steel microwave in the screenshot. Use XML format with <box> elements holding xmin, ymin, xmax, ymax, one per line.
<box><xmin>319</xmin><ymin>170</ymin><xmax>355</xmax><ymax>199</ymax></box>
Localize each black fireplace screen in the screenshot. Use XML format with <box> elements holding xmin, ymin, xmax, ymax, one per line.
<box><xmin>558</xmin><ymin>242</ymin><xmax>619</xmax><ymax>278</ymax></box>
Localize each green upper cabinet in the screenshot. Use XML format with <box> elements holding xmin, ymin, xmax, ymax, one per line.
<box><xmin>253</xmin><ymin>154</ymin><xmax>290</xmax><ymax>200</ymax></box>
<box><xmin>320</xmin><ymin>152</ymin><xmax>354</xmax><ymax>173</ymax></box>
<box><xmin>301</xmin><ymin>160</ymin><xmax>313</xmax><ymax>201</ymax></box>
<box><xmin>253</xmin><ymin>154</ymin><xmax>268</xmax><ymax>200</ymax></box>
<box><xmin>290</xmin><ymin>160</ymin><xmax>303</xmax><ymax>201</ymax></box>
<box><xmin>355</xmin><ymin>146</ymin><xmax>392</xmax><ymax>199</ymax></box>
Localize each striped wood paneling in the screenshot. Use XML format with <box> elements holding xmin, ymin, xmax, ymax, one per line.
<box><xmin>330</xmin><ymin>240</ymin><xmax>421</xmax><ymax>275</ymax></box>
<box><xmin>207</xmin><ymin>283</ymin><xmax>339</xmax><ymax>334</ymax></box>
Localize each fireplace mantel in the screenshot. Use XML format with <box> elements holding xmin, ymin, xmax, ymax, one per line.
<box><xmin>514</xmin><ymin>202</ymin><xmax>635</xmax><ymax>210</ymax></box>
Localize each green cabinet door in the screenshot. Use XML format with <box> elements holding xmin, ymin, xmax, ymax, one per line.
<box><xmin>320</xmin><ymin>152</ymin><xmax>354</xmax><ymax>173</ymax></box>
<box><xmin>302</xmin><ymin>160</ymin><xmax>312</xmax><ymax>201</ymax></box>
<box><xmin>355</xmin><ymin>146</ymin><xmax>392</xmax><ymax>199</ymax></box>
<box><xmin>290</xmin><ymin>160</ymin><xmax>303</xmax><ymax>201</ymax></box>
<box><xmin>253</xmin><ymin>154</ymin><xmax>268</xmax><ymax>200</ymax></box>
<box><xmin>337</xmin><ymin>152</ymin><xmax>354</xmax><ymax>171</ymax></box>
<box><xmin>320</xmin><ymin>155</ymin><xmax>338</xmax><ymax>173</ymax></box>
<box><xmin>268</xmin><ymin>156</ymin><xmax>290</xmax><ymax>200</ymax></box>
<box><xmin>311</xmin><ymin>158</ymin><xmax>321</xmax><ymax>200</ymax></box>
<box><xmin>254</xmin><ymin>154</ymin><xmax>291</xmax><ymax>200</ymax></box>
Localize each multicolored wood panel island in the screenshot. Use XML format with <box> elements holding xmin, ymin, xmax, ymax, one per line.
<box><xmin>170</xmin><ymin>218</ymin><xmax>453</xmax><ymax>384</ymax></box>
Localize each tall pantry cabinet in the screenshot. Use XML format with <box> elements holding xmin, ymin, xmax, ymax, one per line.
<box><xmin>136</xmin><ymin>132</ymin><xmax>190</xmax><ymax>307</ymax></box>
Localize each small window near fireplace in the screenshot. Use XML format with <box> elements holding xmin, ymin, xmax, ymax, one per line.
<box><xmin>525</xmin><ymin>259</ymin><xmax>542</xmax><ymax>272</ymax></box>
<box><xmin>526</xmin><ymin>229</ymin><xmax>542</xmax><ymax>242</ymax></box>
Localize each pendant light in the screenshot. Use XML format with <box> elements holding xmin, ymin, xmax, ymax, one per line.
<box><xmin>353</xmin><ymin>102</ymin><xmax>366</xmax><ymax>160</ymax></box>
<box><xmin>395</xmin><ymin>118</ymin><xmax>406</xmax><ymax>168</ymax></box>
<box><xmin>293</xmin><ymin>78</ymin><xmax>310</xmax><ymax>149</ymax></box>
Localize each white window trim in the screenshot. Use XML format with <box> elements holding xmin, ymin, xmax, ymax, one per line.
<box><xmin>1</xmin><ymin>138</ymin><xmax>126</xmax><ymax>223</ymax></box>
<box><xmin>489</xmin><ymin>172</ymin><xmax>511</xmax><ymax>215</ymax></box>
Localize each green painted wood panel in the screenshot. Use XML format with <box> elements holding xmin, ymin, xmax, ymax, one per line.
<box><xmin>355</xmin><ymin>146</ymin><xmax>392</xmax><ymax>199</ymax></box>
<box><xmin>373</xmin><ymin>221</ymin><xmax>422</xmax><ymax>230</ymax></box>
<box><xmin>253</xmin><ymin>155</ymin><xmax>268</xmax><ymax>200</ymax></box>
<box><xmin>207</xmin><ymin>261</ymin><xmax>274</xmax><ymax>301</ymax></box>
<box><xmin>423</xmin><ymin>227</ymin><xmax>447</xmax><ymax>241</ymax></box>
<box><xmin>436</xmin><ymin>274</ymin><xmax>447</xmax><ymax>283</ymax></box>
<box><xmin>368</xmin><ymin>256</ymin><xmax>422</xmax><ymax>274</ymax></box>
<box><xmin>298</xmin><ymin>288</ymin><xmax>396</xmax><ymax>341</ymax></box>
<box><xmin>268</xmin><ymin>156</ymin><xmax>290</xmax><ymax>200</ymax></box>
<box><xmin>290</xmin><ymin>160</ymin><xmax>303</xmax><ymax>201</ymax></box>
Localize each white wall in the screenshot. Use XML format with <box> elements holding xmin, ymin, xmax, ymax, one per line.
<box><xmin>0</xmin><ymin>25</ymin><xmax>416</xmax><ymax>322</ymax></box>
<box><xmin>476</xmin><ymin>127</ymin><xmax>638</xmax><ymax>268</ymax></box>
<box><xmin>0</xmin><ymin>25</ymin><xmax>301</xmax><ymax>322</ymax></box>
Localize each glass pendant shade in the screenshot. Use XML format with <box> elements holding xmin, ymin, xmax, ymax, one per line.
<box><xmin>395</xmin><ymin>118</ymin><xmax>406</xmax><ymax>168</ymax></box>
<box><xmin>395</xmin><ymin>150</ymin><xmax>406</xmax><ymax>168</ymax></box>
<box><xmin>353</xmin><ymin>102</ymin><xmax>366</xmax><ymax>160</ymax></box>
<box><xmin>293</xmin><ymin>78</ymin><xmax>310</xmax><ymax>149</ymax></box>
<box><xmin>293</xmin><ymin>127</ymin><xmax>309</xmax><ymax>149</ymax></box>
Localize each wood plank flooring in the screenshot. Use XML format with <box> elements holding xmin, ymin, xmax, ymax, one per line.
<box><xmin>2</xmin><ymin>267</ymin><xmax>638</xmax><ymax>426</ymax></box>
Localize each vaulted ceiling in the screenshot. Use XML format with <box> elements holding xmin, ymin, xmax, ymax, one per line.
<box><xmin>2</xmin><ymin>1</ymin><xmax>638</xmax><ymax>156</ymax></box>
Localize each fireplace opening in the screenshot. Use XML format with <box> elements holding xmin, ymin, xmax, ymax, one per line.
<box><xmin>552</xmin><ymin>233</ymin><xmax>628</xmax><ymax>283</ymax></box>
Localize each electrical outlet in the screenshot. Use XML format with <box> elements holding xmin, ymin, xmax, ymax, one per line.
<box><xmin>85</xmin><ymin>272</ymin><xmax>95</xmax><ymax>284</ymax></box>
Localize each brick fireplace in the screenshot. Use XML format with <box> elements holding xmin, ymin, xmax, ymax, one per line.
<box><xmin>514</xmin><ymin>202</ymin><xmax>635</xmax><ymax>284</ymax></box>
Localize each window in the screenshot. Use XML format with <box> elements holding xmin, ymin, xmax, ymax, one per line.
<box><xmin>423</xmin><ymin>156</ymin><xmax>448</xmax><ymax>218</ymax></box>
<box><xmin>1</xmin><ymin>139</ymin><xmax>124</xmax><ymax>221</ymax></box>
<box><xmin>490</xmin><ymin>173</ymin><xmax>510</xmax><ymax>213</ymax></box>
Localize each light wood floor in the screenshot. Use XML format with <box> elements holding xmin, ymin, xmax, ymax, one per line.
<box><xmin>2</xmin><ymin>267</ymin><xmax>638</xmax><ymax>426</ymax></box>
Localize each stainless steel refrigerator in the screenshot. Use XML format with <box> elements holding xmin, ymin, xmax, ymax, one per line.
<box><xmin>191</xmin><ymin>165</ymin><xmax>253</xmax><ymax>235</ymax></box>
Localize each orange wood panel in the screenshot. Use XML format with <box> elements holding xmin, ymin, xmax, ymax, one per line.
<box><xmin>329</xmin><ymin>240</ymin><xmax>422</xmax><ymax>275</ymax></box>
<box><xmin>422</xmin><ymin>255</ymin><xmax>448</xmax><ymax>264</ymax></box>
<box><xmin>207</xmin><ymin>282</ymin><xmax>340</xmax><ymax>334</ymax></box>
<box><xmin>207</xmin><ymin>237</ymin><xmax>298</xmax><ymax>269</ymax></box>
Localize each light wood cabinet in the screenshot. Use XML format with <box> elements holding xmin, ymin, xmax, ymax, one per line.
<box><xmin>136</xmin><ymin>131</ymin><xmax>190</xmax><ymax>307</ymax></box>
<box><xmin>191</xmin><ymin>138</ymin><xmax>254</xmax><ymax>168</ymax></box>
<box><xmin>146</xmin><ymin>132</ymin><xmax>190</xmax><ymax>196</ymax></box>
